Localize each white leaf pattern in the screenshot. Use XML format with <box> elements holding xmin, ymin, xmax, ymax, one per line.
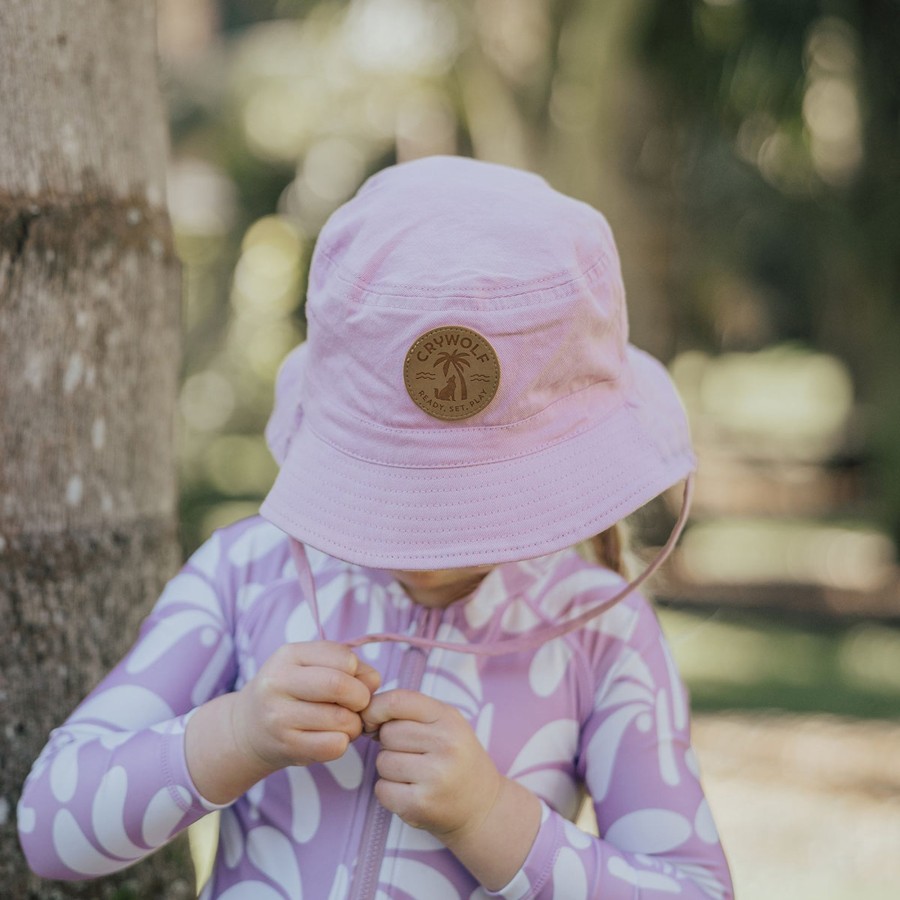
<box><xmin>142</xmin><ymin>785</ymin><xmax>190</xmax><ymax>847</ymax></box>
<box><xmin>660</xmin><ymin>636</ymin><xmax>688</xmax><ymax>729</ymax></box>
<box><xmin>607</xmin><ymin>857</ymin><xmax>683</xmax><ymax>893</ymax></box>
<box><xmin>463</xmin><ymin>573</ymin><xmax>507</xmax><ymax>628</ymax></box>
<box><xmin>596</xmin><ymin>648</ymin><xmax>656</xmax><ymax>706</ymax></box>
<box><xmin>384</xmin><ymin>857</ymin><xmax>461</xmax><ymax>900</ymax></box>
<box><xmin>675</xmin><ymin>862</ymin><xmax>729</xmax><ymax>899</ymax></box>
<box><xmin>228</xmin><ymin>523</ymin><xmax>286</xmax><ymax>567</ymax></box>
<box><xmin>428</xmin><ymin>626</ymin><xmax>484</xmax><ymax>702</ymax></box>
<box><xmin>562</xmin><ymin>817</ymin><xmax>593</xmax><ymax>850</ymax></box>
<box><xmin>153</xmin><ymin>573</ymin><xmax>221</xmax><ymax>617</ymax></box>
<box><xmin>246</xmin><ymin>780</ymin><xmax>265</xmax><ymax>821</ymax></box>
<box><xmin>237</xmin><ymin>583</ymin><xmax>266</xmax><ymax>612</ymax></box>
<box><xmin>191</xmin><ymin>636</ymin><xmax>235</xmax><ymax>706</ymax></box>
<box><xmin>508</xmin><ymin>719</ymin><xmax>578</xmax><ymax>779</ymax></box>
<box><xmin>287</xmin><ymin>767</ymin><xmax>320</xmax><ymax>842</ymax></box>
<box><xmin>92</xmin><ymin>768</ymin><xmax>145</xmax><ymax>859</ymax></box>
<box><xmin>363</xmin><ymin>597</ymin><xmax>386</xmax><ymax>661</ymax></box>
<box><xmin>694</xmin><ymin>799</ymin><xmax>720</xmax><ymax>845</ymax></box>
<box><xmin>328</xmin><ymin>864</ymin><xmax>350</xmax><ymax>900</ymax></box>
<box><xmin>49</xmin><ymin>744</ymin><xmax>79</xmax><ymax>803</ymax></box>
<box><xmin>596</xmin><ymin>679</ymin><xmax>654</xmax><ymax>712</ymax></box>
<box><xmin>17</xmin><ymin>805</ymin><xmax>36</xmax><ymax>834</ymax></box>
<box><xmin>474</xmin><ymin>702</ymin><xmax>494</xmax><ymax>749</ymax></box>
<box><xmin>70</xmin><ymin>686</ymin><xmax>174</xmax><ymax>730</ymax></box>
<box><xmin>538</xmin><ymin>570</ymin><xmax>621</xmax><ymax>620</ymax></box>
<box><xmin>386</xmin><ymin>819</ymin><xmax>443</xmax><ymax>851</ymax></box>
<box><xmin>218</xmin><ymin>882</ymin><xmax>287</xmax><ymax>900</ymax></box>
<box><xmin>606</xmin><ymin>809</ymin><xmax>692</xmax><ymax>854</ymax></box>
<box><xmin>585</xmin><ymin>601</ymin><xmax>638</xmax><ymax>641</ymax></box>
<box><xmin>324</xmin><ymin>744</ymin><xmax>363</xmax><ymax>790</ymax></box>
<box><xmin>528</xmin><ymin>641</ymin><xmax>572</xmax><ymax>698</ymax></box>
<box><xmin>99</xmin><ymin>732</ymin><xmax>131</xmax><ymax>751</ymax></box>
<box><xmin>126</xmin><ymin>612</ymin><xmax>219</xmax><ymax>675</ymax></box>
<box><xmin>552</xmin><ymin>846</ymin><xmax>588</xmax><ymax>897</ymax></box>
<box><xmin>283</xmin><ymin>607</ymin><xmax>319</xmax><ymax>643</ymax></box>
<box><xmin>284</xmin><ymin>575</ymin><xmax>351</xmax><ymax>641</ymax></box>
<box><xmin>187</xmin><ymin>531</ymin><xmax>221</xmax><ymax>579</ymax></box>
<box><xmin>583</xmin><ymin>703</ymin><xmax>645</xmax><ymax>802</ymax></box>
<box><xmin>516</xmin><ymin>769</ymin><xmax>580</xmax><ymax>817</ymax></box>
<box><xmin>220</xmin><ymin>807</ymin><xmax>244</xmax><ymax>868</ymax></box>
<box><xmin>425</xmin><ymin>673</ymin><xmax>481</xmax><ymax>719</ymax></box>
<box><xmin>655</xmin><ymin>689</ymin><xmax>680</xmax><ymax>787</ymax></box>
<box><xmin>685</xmin><ymin>747</ymin><xmax>701</xmax><ymax>778</ymax></box>
<box><xmin>247</xmin><ymin>825</ymin><xmax>302</xmax><ymax>898</ymax></box>
<box><xmin>52</xmin><ymin>810</ymin><xmax>123</xmax><ymax>876</ymax></box>
<box><xmin>500</xmin><ymin>600</ymin><xmax>541</xmax><ymax>634</ymax></box>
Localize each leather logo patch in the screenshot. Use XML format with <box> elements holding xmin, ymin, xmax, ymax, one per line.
<box><xmin>404</xmin><ymin>326</ymin><xmax>500</xmax><ymax>420</ymax></box>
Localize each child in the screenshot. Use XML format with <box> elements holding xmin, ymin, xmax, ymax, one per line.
<box><xmin>19</xmin><ymin>157</ymin><xmax>733</xmax><ymax>899</ymax></box>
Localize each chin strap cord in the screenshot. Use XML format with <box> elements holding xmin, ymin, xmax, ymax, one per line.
<box><xmin>289</xmin><ymin>539</ymin><xmax>326</xmax><ymax>641</ymax></box>
<box><xmin>290</xmin><ymin>474</ymin><xmax>694</xmax><ymax>657</ymax></box>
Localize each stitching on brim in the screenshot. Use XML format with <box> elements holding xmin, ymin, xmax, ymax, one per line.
<box><xmin>280</xmin><ymin>435</ymin><xmax>646</xmax><ymax>503</ymax></box>
<box><xmin>304</xmin><ymin>400</ymin><xmax>653</xmax><ymax>470</ymax></box>
<box><xmin>283</xmin><ymin>467</ymin><xmax>666</xmax><ymax>531</ymax></box>
<box><xmin>263</xmin><ymin>469</ymin><xmax>680</xmax><ymax>560</ymax></box>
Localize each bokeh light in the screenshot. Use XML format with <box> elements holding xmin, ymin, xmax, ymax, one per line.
<box><xmin>157</xmin><ymin>3</ymin><xmax>900</xmax><ymax>898</ymax></box>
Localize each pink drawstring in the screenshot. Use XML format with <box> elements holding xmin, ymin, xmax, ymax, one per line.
<box><xmin>289</xmin><ymin>540</ymin><xmax>326</xmax><ymax>641</ymax></box>
<box><xmin>290</xmin><ymin>475</ymin><xmax>694</xmax><ymax>657</ymax></box>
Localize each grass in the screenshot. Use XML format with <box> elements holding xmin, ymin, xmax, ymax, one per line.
<box><xmin>657</xmin><ymin>604</ymin><xmax>900</xmax><ymax>720</ymax></box>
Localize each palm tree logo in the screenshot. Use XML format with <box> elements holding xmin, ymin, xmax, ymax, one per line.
<box><xmin>434</xmin><ymin>349</ymin><xmax>472</xmax><ymax>400</ymax></box>
<box><xmin>403</xmin><ymin>325</ymin><xmax>500</xmax><ymax>421</ymax></box>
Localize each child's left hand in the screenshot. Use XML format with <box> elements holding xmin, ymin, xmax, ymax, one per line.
<box><xmin>360</xmin><ymin>689</ymin><xmax>502</xmax><ymax>841</ymax></box>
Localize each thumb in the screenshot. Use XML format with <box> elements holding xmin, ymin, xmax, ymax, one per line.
<box><xmin>355</xmin><ymin>660</ymin><xmax>381</xmax><ymax>696</ymax></box>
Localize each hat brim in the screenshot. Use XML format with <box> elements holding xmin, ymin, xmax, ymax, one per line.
<box><xmin>260</xmin><ymin>346</ymin><xmax>694</xmax><ymax>570</ymax></box>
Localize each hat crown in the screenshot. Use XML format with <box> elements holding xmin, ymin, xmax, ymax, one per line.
<box><xmin>310</xmin><ymin>156</ymin><xmax>621</xmax><ymax>305</ymax></box>
<box><xmin>301</xmin><ymin>156</ymin><xmax>630</xmax><ymax>458</ymax></box>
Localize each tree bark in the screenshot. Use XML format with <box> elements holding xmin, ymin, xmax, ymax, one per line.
<box><xmin>0</xmin><ymin>2</ymin><xmax>193</xmax><ymax>896</ymax></box>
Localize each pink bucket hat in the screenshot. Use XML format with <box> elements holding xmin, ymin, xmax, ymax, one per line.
<box><xmin>260</xmin><ymin>156</ymin><xmax>695</xmax><ymax>572</ymax></box>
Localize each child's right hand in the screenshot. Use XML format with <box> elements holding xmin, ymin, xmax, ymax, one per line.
<box><xmin>231</xmin><ymin>641</ymin><xmax>381</xmax><ymax>772</ymax></box>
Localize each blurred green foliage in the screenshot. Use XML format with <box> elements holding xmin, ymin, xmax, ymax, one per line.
<box><xmin>162</xmin><ymin>0</ymin><xmax>900</xmax><ymax>561</ymax></box>
<box><xmin>639</xmin><ymin>0</ymin><xmax>900</xmax><ymax>538</ymax></box>
<box><xmin>661</xmin><ymin>605</ymin><xmax>900</xmax><ymax>719</ymax></box>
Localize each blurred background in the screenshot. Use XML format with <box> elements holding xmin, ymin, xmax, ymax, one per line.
<box><xmin>156</xmin><ymin>1</ymin><xmax>900</xmax><ymax>897</ymax></box>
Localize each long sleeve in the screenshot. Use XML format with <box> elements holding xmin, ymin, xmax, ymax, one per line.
<box><xmin>18</xmin><ymin>531</ymin><xmax>238</xmax><ymax>880</ymax></box>
<box><xmin>485</xmin><ymin>599</ymin><xmax>733</xmax><ymax>900</ymax></box>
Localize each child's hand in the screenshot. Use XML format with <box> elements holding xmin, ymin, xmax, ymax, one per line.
<box><xmin>232</xmin><ymin>641</ymin><xmax>380</xmax><ymax>772</ymax></box>
<box><xmin>360</xmin><ymin>689</ymin><xmax>503</xmax><ymax>842</ymax></box>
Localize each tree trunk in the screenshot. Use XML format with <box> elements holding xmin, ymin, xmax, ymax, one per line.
<box><xmin>0</xmin><ymin>2</ymin><xmax>193</xmax><ymax>896</ymax></box>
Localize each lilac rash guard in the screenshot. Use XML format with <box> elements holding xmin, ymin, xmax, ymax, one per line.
<box><xmin>19</xmin><ymin>517</ymin><xmax>733</xmax><ymax>899</ymax></box>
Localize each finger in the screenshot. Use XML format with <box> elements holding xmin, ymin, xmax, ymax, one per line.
<box><xmin>354</xmin><ymin>660</ymin><xmax>381</xmax><ymax>695</ymax></box>
<box><xmin>375</xmin><ymin>748</ymin><xmax>425</xmax><ymax>784</ymax></box>
<box><xmin>361</xmin><ymin>689</ymin><xmax>443</xmax><ymax>733</ymax></box>
<box><xmin>377</xmin><ymin>719</ymin><xmax>434</xmax><ymax>753</ymax></box>
<box><xmin>280</xmin><ymin>699</ymin><xmax>363</xmax><ymax>738</ymax></box>
<box><xmin>281</xmin><ymin>641</ymin><xmax>361</xmax><ymax>675</ymax></box>
<box><xmin>373</xmin><ymin>778</ymin><xmax>419</xmax><ymax>822</ymax></box>
<box><xmin>281</xmin><ymin>665</ymin><xmax>372</xmax><ymax>712</ymax></box>
<box><xmin>290</xmin><ymin>729</ymin><xmax>350</xmax><ymax>765</ymax></box>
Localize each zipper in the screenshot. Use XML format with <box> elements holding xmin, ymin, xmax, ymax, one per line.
<box><xmin>348</xmin><ymin>605</ymin><xmax>441</xmax><ymax>900</ymax></box>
